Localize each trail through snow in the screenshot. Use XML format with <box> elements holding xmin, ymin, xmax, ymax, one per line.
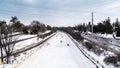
<box><xmin>16</xmin><ymin>32</ymin><xmax>96</xmax><ymax>68</ymax></box>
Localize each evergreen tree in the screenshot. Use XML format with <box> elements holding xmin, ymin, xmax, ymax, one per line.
<box><xmin>10</xmin><ymin>16</ymin><xmax>24</xmax><ymax>32</ymax></box>
<box><xmin>113</xmin><ymin>18</ymin><xmax>120</xmax><ymax>36</ymax></box>
<box><xmin>97</xmin><ymin>22</ymin><xmax>105</xmax><ymax>33</ymax></box>
<box><xmin>86</xmin><ymin>22</ymin><xmax>92</xmax><ymax>32</ymax></box>
<box><xmin>103</xmin><ymin>17</ymin><xmax>113</xmax><ymax>34</ymax></box>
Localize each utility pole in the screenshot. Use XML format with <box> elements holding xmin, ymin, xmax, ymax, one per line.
<box><xmin>91</xmin><ymin>12</ymin><xmax>94</xmax><ymax>33</ymax></box>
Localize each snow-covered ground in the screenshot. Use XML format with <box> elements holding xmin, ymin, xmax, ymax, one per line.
<box><xmin>16</xmin><ymin>32</ymin><xmax>96</xmax><ymax>68</ymax></box>
<box><xmin>0</xmin><ymin>34</ymin><xmax>42</xmax><ymax>68</ymax></box>
<box><xmin>82</xmin><ymin>40</ymin><xmax>115</xmax><ymax>68</ymax></box>
<box><xmin>0</xmin><ymin>34</ymin><xmax>38</xmax><ymax>54</ymax></box>
<box><xmin>0</xmin><ymin>32</ymin><xmax>56</xmax><ymax>68</ymax></box>
<box><xmin>81</xmin><ymin>32</ymin><xmax>120</xmax><ymax>54</ymax></box>
<box><xmin>81</xmin><ymin>32</ymin><xmax>120</xmax><ymax>68</ymax></box>
<box><xmin>39</xmin><ymin>30</ymin><xmax>51</xmax><ymax>35</ymax></box>
<box><xmin>97</xmin><ymin>34</ymin><xmax>113</xmax><ymax>38</ymax></box>
<box><xmin>14</xmin><ymin>34</ymin><xmax>42</xmax><ymax>51</ymax></box>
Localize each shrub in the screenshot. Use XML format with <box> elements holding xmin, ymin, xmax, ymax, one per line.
<box><xmin>104</xmin><ymin>56</ymin><xmax>117</xmax><ymax>65</ymax></box>
<box><xmin>84</xmin><ymin>42</ymin><xmax>94</xmax><ymax>51</ymax></box>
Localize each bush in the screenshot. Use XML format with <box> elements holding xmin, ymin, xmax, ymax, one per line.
<box><xmin>84</xmin><ymin>42</ymin><xmax>94</xmax><ymax>51</ymax></box>
<box><xmin>83</xmin><ymin>42</ymin><xmax>104</xmax><ymax>56</ymax></box>
<box><xmin>94</xmin><ymin>49</ymin><xmax>104</xmax><ymax>56</ymax></box>
<box><xmin>22</xmin><ymin>28</ymin><xmax>29</xmax><ymax>34</ymax></box>
<box><xmin>104</xmin><ymin>56</ymin><xmax>117</xmax><ymax>65</ymax></box>
<box><xmin>117</xmin><ymin>54</ymin><xmax>120</xmax><ymax>61</ymax></box>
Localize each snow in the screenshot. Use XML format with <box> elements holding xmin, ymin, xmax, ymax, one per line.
<box><xmin>39</xmin><ymin>30</ymin><xmax>51</xmax><ymax>35</ymax></box>
<box><xmin>44</xmin><ymin>30</ymin><xmax>51</xmax><ymax>34</ymax></box>
<box><xmin>16</xmin><ymin>32</ymin><xmax>96</xmax><ymax>68</ymax></box>
<box><xmin>0</xmin><ymin>34</ymin><xmax>39</xmax><ymax>57</ymax></box>
<box><xmin>97</xmin><ymin>34</ymin><xmax>113</xmax><ymax>38</ymax></box>
<box><xmin>14</xmin><ymin>34</ymin><xmax>42</xmax><ymax>51</ymax></box>
<box><xmin>82</xmin><ymin>39</ymin><xmax>113</xmax><ymax>68</ymax></box>
<box><xmin>17</xmin><ymin>35</ymin><xmax>36</xmax><ymax>39</ymax></box>
<box><xmin>81</xmin><ymin>33</ymin><xmax>118</xmax><ymax>68</ymax></box>
<box><xmin>83</xmin><ymin>40</ymin><xmax>118</xmax><ymax>68</ymax></box>
<box><xmin>81</xmin><ymin>32</ymin><xmax>120</xmax><ymax>54</ymax></box>
<box><xmin>0</xmin><ymin>33</ymin><xmax>57</xmax><ymax>68</ymax></box>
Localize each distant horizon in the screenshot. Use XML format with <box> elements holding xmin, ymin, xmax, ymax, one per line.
<box><xmin>2</xmin><ymin>16</ymin><xmax>119</xmax><ymax>27</ymax></box>
<box><xmin>0</xmin><ymin>0</ymin><xmax>120</xmax><ymax>27</ymax></box>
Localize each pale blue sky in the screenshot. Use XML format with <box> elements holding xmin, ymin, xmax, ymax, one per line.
<box><xmin>0</xmin><ymin>0</ymin><xmax>120</xmax><ymax>26</ymax></box>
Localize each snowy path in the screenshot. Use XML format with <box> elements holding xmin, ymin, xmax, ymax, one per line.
<box><xmin>16</xmin><ymin>32</ymin><xmax>96</xmax><ymax>68</ymax></box>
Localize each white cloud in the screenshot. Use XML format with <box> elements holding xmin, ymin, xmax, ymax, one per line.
<box><xmin>105</xmin><ymin>2</ymin><xmax>120</xmax><ymax>10</ymax></box>
<box><xmin>12</xmin><ymin>0</ymin><xmax>120</xmax><ymax>26</ymax></box>
<box><xmin>95</xmin><ymin>1</ymin><xmax>120</xmax><ymax>12</ymax></box>
<box><xmin>86</xmin><ymin>1</ymin><xmax>120</xmax><ymax>16</ymax></box>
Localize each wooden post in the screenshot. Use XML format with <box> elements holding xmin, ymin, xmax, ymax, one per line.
<box><xmin>0</xmin><ymin>58</ymin><xmax>2</xmax><ymax>65</ymax></box>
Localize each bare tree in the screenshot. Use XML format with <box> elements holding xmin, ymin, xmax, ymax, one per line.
<box><xmin>30</xmin><ymin>20</ymin><xmax>46</xmax><ymax>34</ymax></box>
<box><xmin>0</xmin><ymin>21</ymin><xmax>17</xmax><ymax>64</ymax></box>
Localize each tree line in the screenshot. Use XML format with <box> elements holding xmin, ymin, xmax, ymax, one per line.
<box><xmin>0</xmin><ymin>16</ymin><xmax>53</xmax><ymax>34</ymax></box>
<box><xmin>74</xmin><ymin>17</ymin><xmax>120</xmax><ymax>36</ymax></box>
<box><xmin>0</xmin><ymin>16</ymin><xmax>53</xmax><ymax>64</ymax></box>
<box><xmin>55</xmin><ymin>17</ymin><xmax>120</xmax><ymax>42</ymax></box>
